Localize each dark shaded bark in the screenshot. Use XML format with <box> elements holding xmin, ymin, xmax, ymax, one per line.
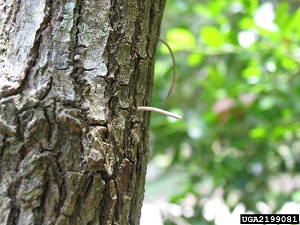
<box><xmin>0</xmin><ymin>0</ymin><xmax>166</xmax><ymax>224</ymax></box>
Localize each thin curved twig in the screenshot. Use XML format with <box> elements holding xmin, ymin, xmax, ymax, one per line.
<box><xmin>158</xmin><ymin>38</ymin><xmax>177</xmax><ymax>105</ymax></box>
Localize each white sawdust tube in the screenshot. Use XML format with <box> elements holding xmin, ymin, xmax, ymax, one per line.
<box><xmin>137</xmin><ymin>106</ymin><xmax>182</xmax><ymax>120</ymax></box>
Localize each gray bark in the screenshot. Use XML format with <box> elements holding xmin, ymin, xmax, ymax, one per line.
<box><xmin>0</xmin><ymin>0</ymin><xmax>166</xmax><ymax>224</ymax></box>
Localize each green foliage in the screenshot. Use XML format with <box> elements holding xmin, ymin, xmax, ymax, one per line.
<box><xmin>147</xmin><ymin>0</ymin><xmax>300</xmax><ymax>224</ymax></box>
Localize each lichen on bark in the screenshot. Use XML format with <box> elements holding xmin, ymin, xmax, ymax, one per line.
<box><xmin>0</xmin><ymin>0</ymin><xmax>166</xmax><ymax>224</ymax></box>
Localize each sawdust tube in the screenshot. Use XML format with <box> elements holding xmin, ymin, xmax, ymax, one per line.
<box><xmin>137</xmin><ymin>38</ymin><xmax>182</xmax><ymax>120</ymax></box>
<box><xmin>137</xmin><ymin>106</ymin><xmax>182</xmax><ymax>120</ymax></box>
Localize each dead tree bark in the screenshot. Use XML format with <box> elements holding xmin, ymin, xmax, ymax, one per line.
<box><xmin>0</xmin><ymin>0</ymin><xmax>166</xmax><ymax>224</ymax></box>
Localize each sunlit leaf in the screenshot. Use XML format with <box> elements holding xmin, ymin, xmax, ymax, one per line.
<box><xmin>239</xmin><ymin>17</ymin><xmax>255</xmax><ymax>29</ymax></box>
<box><xmin>243</xmin><ymin>0</ymin><xmax>259</xmax><ymax>14</ymax></box>
<box><xmin>165</xmin><ymin>28</ymin><xmax>196</xmax><ymax>52</ymax></box>
<box><xmin>187</xmin><ymin>52</ymin><xmax>202</xmax><ymax>67</ymax></box>
<box><xmin>242</xmin><ymin>68</ymin><xmax>260</xmax><ymax>78</ymax></box>
<box><xmin>275</xmin><ymin>2</ymin><xmax>290</xmax><ymax>31</ymax></box>
<box><xmin>200</xmin><ymin>26</ymin><xmax>224</xmax><ymax>47</ymax></box>
<box><xmin>249</xmin><ymin>127</ymin><xmax>267</xmax><ymax>138</ymax></box>
<box><xmin>281</xmin><ymin>56</ymin><xmax>297</xmax><ymax>70</ymax></box>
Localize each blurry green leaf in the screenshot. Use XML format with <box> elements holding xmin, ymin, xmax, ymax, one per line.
<box><xmin>249</xmin><ymin>127</ymin><xmax>266</xmax><ymax>139</ymax></box>
<box><xmin>154</xmin><ymin>60</ymin><xmax>170</xmax><ymax>78</ymax></box>
<box><xmin>165</xmin><ymin>28</ymin><xmax>196</xmax><ymax>52</ymax></box>
<box><xmin>192</xmin><ymin>4</ymin><xmax>212</xmax><ymax>19</ymax></box>
<box><xmin>153</xmin><ymin>154</ymin><xmax>172</xmax><ymax>168</ymax></box>
<box><xmin>187</xmin><ymin>52</ymin><xmax>202</xmax><ymax>67</ymax></box>
<box><xmin>293</xmin><ymin>8</ymin><xmax>300</xmax><ymax>39</ymax></box>
<box><xmin>281</xmin><ymin>56</ymin><xmax>297</xmax><ymax>70</ymax></box>
<box><xmin>274</xmin><ymin>2</ymin><xmax>290</xmax><ymax>32</ymax></box>
<box><xmin>224</xmin><ymin>156</ymin><xmax>243</xmax><ymax>171</ymax></box>
<box><xmin>271</xmin><ymin>126</ymin><xmax>286</xmax><ymax>140</ymax></box>
<box><xmin>242</xmin><ymin>66</ymin><xmax>260</xmax><ymax>78</ymax></box>
<box><xmin>208</xmin><ymin>0</ymin><xmax>226</xmax><ymax>15</ymax></box>
<box><xmin>239</xmin><ymin>17</ymin><xmax>255</xmax><ymax>29</ymax></box>
<box><xmin>258</xmin><ymin>96</ymin><xmax>275</xmax><ymax>110</ymax></box>
<box><xmin>207</xmin><ymin>66</ymin><xmax>225</xmax><ymax>87</ymax></box>
<box><xmin>242</xmin><ymin>63</ymin><xmax>261</xmax><ymax>85</ymax></box>
<box><xmin>200</xmin><ymin>26</ymin><xmax>224</xmax><ymax>47</ymax></box>
<box><xmin>226</xmin><ymin>190</ymin><xmax>241</xmax><ymax>208</ymax></box>
<box><xmin>243</xmin><ymin>0</ymin><xmax>259</xmax><ymax>13</ymax></box>
<box><xmin>281</xmin><ymin>108</ymin><xmax>292</xmax><ymax>120</ymax></box>
<box><xmin>292</xmin><ymin>190</ymin><xmax>300</xmax><ymax>202</ymax></box>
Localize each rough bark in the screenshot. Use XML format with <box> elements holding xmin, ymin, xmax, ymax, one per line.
<box><xmin>0</xmin><ymin>0</ymin><xmax>166</xmax><ymax>224</ymax></box>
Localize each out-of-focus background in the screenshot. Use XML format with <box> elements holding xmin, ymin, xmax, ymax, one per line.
<box><xmin>141</xmin><ymin>0</ymin><xmax>300</xmax><ymax>224</ymax></box>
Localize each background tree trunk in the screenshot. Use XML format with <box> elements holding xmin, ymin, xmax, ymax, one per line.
<box><xmin>0</xmin><ymin>0</ymin><xmax>166</xmax><ymax>224</ymax></box>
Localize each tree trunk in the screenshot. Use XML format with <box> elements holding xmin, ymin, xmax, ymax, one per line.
<box><xmin>0</xmin><ymin>0</ymin><xmax>166</xmax><ymax>224</ymax></box>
